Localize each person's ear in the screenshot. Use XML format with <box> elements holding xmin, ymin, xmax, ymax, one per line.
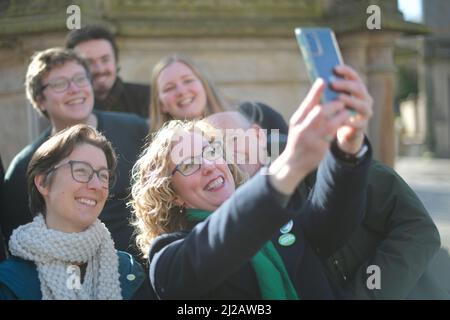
<box><xmin>36</xmin><ymin>95</ymin><xmax>46</xmax><ymax>112</ymax></box>
<box><xmin>34</xmin><ymin>174</ymin><xmax>50</xmax><ymax>197</ymax></box>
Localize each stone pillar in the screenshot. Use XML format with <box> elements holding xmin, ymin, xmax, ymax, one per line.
<box><xmin>338</xmin><ymin>33</ymin><xmax>369</xmax><ymax>83</ymax></box>
<box><xmin>422</xmin><ymin>0</ymin><xmax>450</xmax><ymax>158</ymax></box>
<box><xmin>339</xmin><ymin>32</ymin><xmax>399</xmax><ymax>167</ymax></box>
<box><xmin>325</xmin><ymin>0</ymin><xmax>428</xmax><ymax>167</ymax></box>
<box><xmin>366</xmin><ymin>32</ymin><xmax>399</xmax><ymax>166</ymax></box>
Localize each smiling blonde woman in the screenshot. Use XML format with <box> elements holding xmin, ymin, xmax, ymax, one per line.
<box><xmin>149</xmin><ymin>55</ymin><xmax>230</xmax><ymax>132</ymax></box>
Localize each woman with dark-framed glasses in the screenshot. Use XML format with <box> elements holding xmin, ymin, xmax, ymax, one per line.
<box><xmin>0</xmin><ymin>124</ymin><xmax>151</xmax><ymax>299</ymax></box>
<box><xmin>130</xmin><ymin>74</ymin><xmax>373</xmax><ymax>299</ymax></box>
<box><xmin>52</xmin><ymin>160</ymin><xmax>116</xmax><ymax>190</ymax></box>
<box><xmin>0</xmin><ymin>47</ymin><xmax>149</xmax><ymax>262</ymax></box>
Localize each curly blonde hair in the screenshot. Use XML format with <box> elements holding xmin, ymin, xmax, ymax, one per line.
<box><xmin>129</xmin><ymin>119</ymin><xmax>247</xmax><ymax>258</ymax></box>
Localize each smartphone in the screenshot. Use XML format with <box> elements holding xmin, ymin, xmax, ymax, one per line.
<box><xmin>295</xmin><ymin>27</ymin><xmax>344</xmax><ymax>104</ymax></box>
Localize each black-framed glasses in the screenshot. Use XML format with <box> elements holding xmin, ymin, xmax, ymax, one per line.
<box><xmin>41</xmin><ymin>73</ymin><xmax>90</xmax><ymax>93</ymax></box>
<box><xmin>172</xmin><ymin>141</ymin><xmax>223</xmax><ymax>177</ymax></box>
<box><xmin>49</xmin><ymin>160</ymin><xmax>116</xmax><ymax>189</ymax></box>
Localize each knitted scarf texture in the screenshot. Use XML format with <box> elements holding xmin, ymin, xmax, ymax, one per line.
<box><xmin>9</xmin><ymin>215</ymin><xmax>122</xmax><ymax>300</ymax></box>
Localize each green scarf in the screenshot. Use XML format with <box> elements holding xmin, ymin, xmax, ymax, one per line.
<box><xmin>187</xmin><ymin>208</ymin><xmax>299</xmax><ymax>300</ymax></box>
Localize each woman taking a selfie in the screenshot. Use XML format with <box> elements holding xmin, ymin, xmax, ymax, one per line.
<box><xmin>131</xmin><ymin>78</ymin><xmax>373</xmax><ymax>299</ymax></box>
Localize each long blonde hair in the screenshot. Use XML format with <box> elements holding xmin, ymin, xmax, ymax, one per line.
<box><xmin>149</xmin><ymin>55</ymin><xmax>230</xmax><ymax>132</ymax></box>
<box><xmin>129</xmin><ymin>119</ymin><xmax>246</xmax><ymax>258</ymax></box>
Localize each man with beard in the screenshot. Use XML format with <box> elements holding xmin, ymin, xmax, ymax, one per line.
<box><xmin>65</xmin><ymin>25</ymin><xmax>150</xmax><ymax>118</ymax></box>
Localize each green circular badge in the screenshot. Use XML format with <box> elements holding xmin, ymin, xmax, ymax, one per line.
<box><xmin>278</xmin><ymin>233</ymin><xmax>296</xmax><ymax>247</ymax></box>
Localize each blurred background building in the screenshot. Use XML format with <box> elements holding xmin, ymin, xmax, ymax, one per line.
<box><xmin>0</xmin><ymin>0</ymin><xmax>427</xmax><ymax>168</ymax></box>
<box><xmin>396</xmin><ymin>0</ymin><xmax>450</xmax><ymax>159</ymax></box>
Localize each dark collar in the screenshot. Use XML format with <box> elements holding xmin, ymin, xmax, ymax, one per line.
<box><xmin>94</xmin><ymin>77</ymin><xmax>125</xmax><ymax>110</ymax></box>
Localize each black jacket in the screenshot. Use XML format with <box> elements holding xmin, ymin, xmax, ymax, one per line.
<box><xmin>238</xmin><ymin>103</ymin><xmax>444</xmax><ymax>299</ymax></box>
<box><xmin>149</xmin><ymin>148</ymin><xmax>371</xmax><ymax>299</ymax></box>
<box><xmin>95</xmin><ymin>77</ymin><xmax>150</xmax><ymax>118</ymax></box>
<box><xmin>322</xmin><ymin>160</ymin><xmax>445</xmax><ymax>299</ymax></box>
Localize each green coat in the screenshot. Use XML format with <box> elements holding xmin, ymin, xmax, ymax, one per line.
<box><xmin>317</xmin><ymin>160</ymin><xmax>447</xmax><ymax>299</ymax></box>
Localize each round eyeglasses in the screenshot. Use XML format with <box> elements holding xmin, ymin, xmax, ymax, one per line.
<box><xmin>172</xmin><ymin>141</ymin><xmax>224</xmax><ymax>177</ymax></box>
<box><xmin>49</xmin><ymin>160</ymin><xmax>116</xmax><ymax>189</ymax></box>
<box><xmin>41</xmin><ymin>73</ymin><xmax>90</xmax><ymax>93</ymax></box>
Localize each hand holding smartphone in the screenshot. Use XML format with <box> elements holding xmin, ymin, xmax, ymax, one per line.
<box><xmin>295</xmin><ymin>27</ymin><xmax>349</xmax><ymax>107</ymax></box>
<box><xmin>296</xmin><ymin>27</ymin><xmax>373</xmax><ymax>156</ymax></box>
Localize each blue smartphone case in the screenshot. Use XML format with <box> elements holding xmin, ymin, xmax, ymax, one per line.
<box><xmin>295</xmin><ymin>27</ymin><xmax>344</xmax><ymax>104</ymax></box>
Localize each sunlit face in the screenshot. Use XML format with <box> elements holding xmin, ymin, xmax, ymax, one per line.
<box><xmin>170</xmin><ymin>131</ymin><xmax>235</xmax><ymax>212</ymax></box>
<box><xmin>73</xmin><ymin>39</ymin><xmax>117</xmax><ymax>100</ymax></box>
<box><xmin>157</xmin><ymin>61</ymin><xmax>207</xmax><ymax>120</ymax></box>
<box><xmin>38</xmin><ymin>61</ymin><xmax>94</xmax><ymax>130</ymax></box>
<box><xmin>36</xmin><ymin>143</ymin><xmax>109</xmax><ymax>233</ymax></box>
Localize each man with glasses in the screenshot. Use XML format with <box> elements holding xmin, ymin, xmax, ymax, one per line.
<box><xmin>65</xmin><ymin>25</ymin><xmax>150</xmax><ymax>118</ymax></box>
<box><xmin>0</xmin><ymin>48</ymin><xmax>149</xmax><ymax>260</ymax></box>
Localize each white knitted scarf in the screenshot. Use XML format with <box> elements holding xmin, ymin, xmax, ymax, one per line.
<box><xmin>9</xmin><ymin>215</ymin><xmax>122</xmax><ymax>300</ymax></box>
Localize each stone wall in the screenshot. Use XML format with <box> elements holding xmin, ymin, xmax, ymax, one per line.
<box><xmin>118</xmin><ymin>37</ymin><xmax>310</xmax><ymax>119</ymax></box>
